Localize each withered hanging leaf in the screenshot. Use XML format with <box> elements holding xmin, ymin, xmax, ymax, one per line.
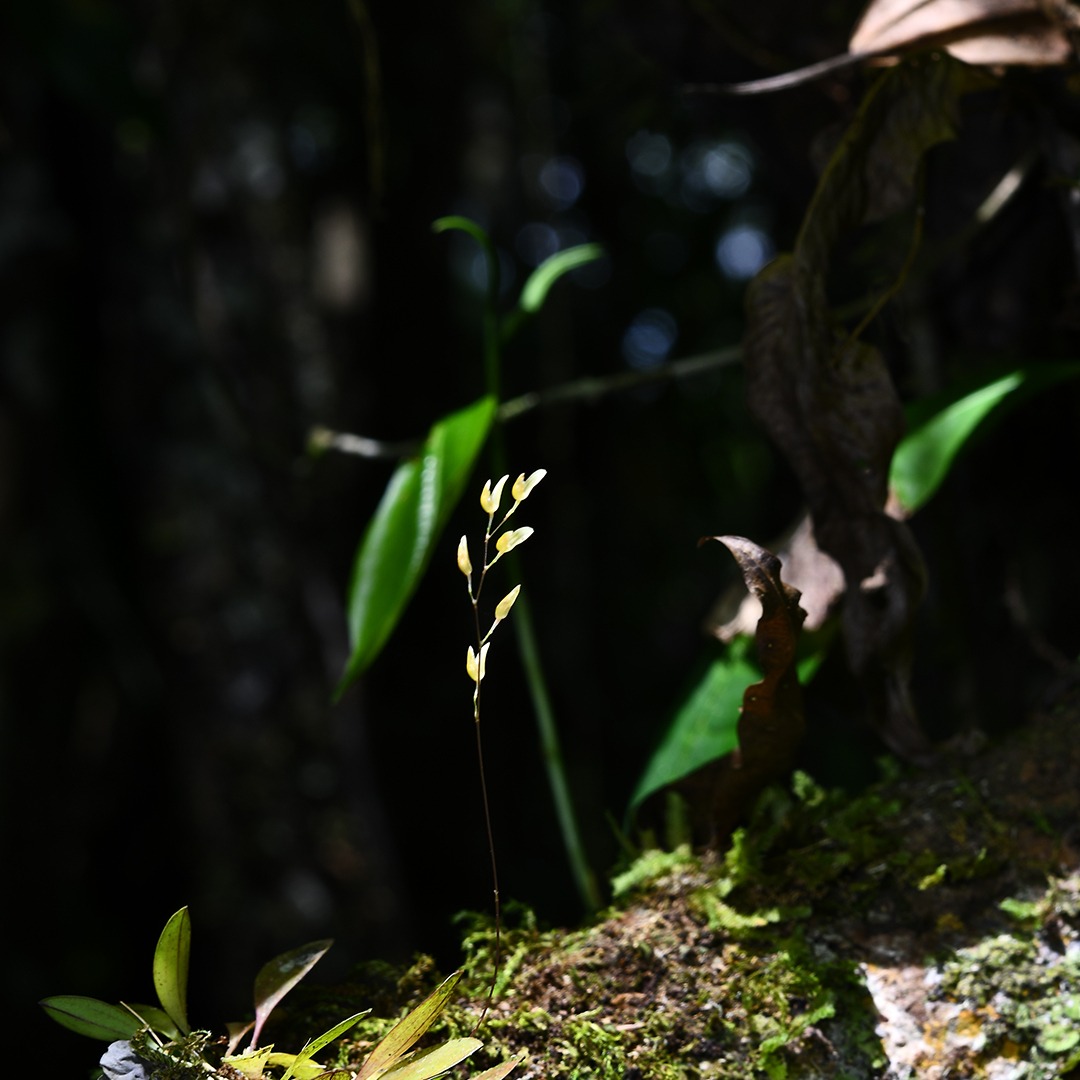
<box><xmin>798</xmin><ymin>54</ymin><xmax>988</xmax><ymax>261</ymax></box>
<box><xmin>849</xmin><ymin>0</ymin><xmax>1073</xmax><ymax>68</ymax></box>
<box><xmin>677</xmin><ymin>537</ymin><xmax>806</xmax><ymax>842</ymax></box>
<box><xmin>740</xmin><ymin>57</ymin><xmax>975</xmax><ymax>764</ymax></box>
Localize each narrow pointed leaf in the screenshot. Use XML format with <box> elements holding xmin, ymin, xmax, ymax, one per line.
<box><xmin>381</xmin><ymin>1037</ymin><xmax>482</xmax><ymax>1080</ymax></box>
<box><xmin>153</xmin><ymin>906</ymin><xmax>191</xmax><ymax>1035</ymax></box>
<box><xmin>518</xmin><ymin>244</ymin><xmax>605</xmax><ymax>315</ymax></box>
<box><xmin>251</xmin><ymin>939</ymin><xmax>333</xmax><ymax>1048</ymax></box>
<box><xmin>268</xmin><ymin>1053</ymin><xmax>331</xmax><ymax>1080</ymax></box>
<box><xmin>501</xmin><ymin>244</ymin><xmax>606</xmax><ymax>343</ymax></box>
<box><xmin>469</xmin><ymin>1053</ymin><xmax>527</xmax><ymax>1080</ymax></box>
<box><xmin>432</xmin><ymin>215</ymin><xmax>494</xmax><ymax>251</ymax></box>
<box><xmin>891</xmin><ymin>363</ymin><xmax>1080</xmax><ymax>514</ymax></box>
<box><xmin>337</xmin><ymin>397</ymin><xmax>496</xmax><ymax>696</ymax></box>
<box><xmin>355</xmin><ymin>971</ymin><xmax>463</xmax><ymax>1080</ymax></box>
<box><xmin>279</xmin><ymin>1011</ymin><xmax>369</xmax><ymax>1080</ymax></box>
<box><xmin>39</xmin><ymin>996</ymin><xmax>142</xmax><ymax>1041</ymax></box>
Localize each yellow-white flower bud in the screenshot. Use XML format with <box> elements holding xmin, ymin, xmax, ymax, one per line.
<box><xmin>512</xmin><ymin>469</ymin><xmax>547</xmax><ymax>502</ymax></box>
<box><xmin>480</xmin><ymin>475</ymin><xmax>509</xmax><ymax>516</ymax></box>
<box><xmin>495</xmin><ymin>526</ymin><xmax>534</xmax><ymax>554</ymax></box>
<box><xmin>456</xmin><ymin>535</ymin><xmax>472</xmax><ymax>577</ymax></box>
<box><xmin>494</xmin><ymin>584</ymin><xmax>521</xmax><ymax>622</ymax></box>
<box><xmin>466</xmin><ymin>643</ymin><xmax>490</xmax><ymax>683</ymax></box>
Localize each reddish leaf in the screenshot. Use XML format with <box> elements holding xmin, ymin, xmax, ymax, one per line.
<box><xmin>678</xmin><ymin>537</ymin><xmax>806</xmax><ymax>841</ymax></box>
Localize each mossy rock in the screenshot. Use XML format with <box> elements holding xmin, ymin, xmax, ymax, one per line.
<box><xmin>277</xmin><ymin>693</ymin><xmax>1080</xmax><ymax>1079</ymax></box>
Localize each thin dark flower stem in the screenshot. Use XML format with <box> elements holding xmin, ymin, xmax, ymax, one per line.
<box><xmin>470</xmin><ymin>525</ymin><xmax>501</xmax><ymax>1033</ymax></box>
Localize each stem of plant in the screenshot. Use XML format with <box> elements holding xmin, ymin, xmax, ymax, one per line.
<box><xmin>469</xmin><ymin>567</ymin><xmax>501</xmax><ymax>1031</ymax></box>
<box><xmin>482</xmin><ymin>352</ymin><xmax>598</xmax><ymax>914</ymax></box>
<box><xmin>508</xmin><ymin>582</ymin><xmax>602</xmax><ymax>911</ymax></box>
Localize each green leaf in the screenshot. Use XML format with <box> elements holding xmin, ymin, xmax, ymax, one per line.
<box><xmin>337</xmin><ymin>396</ymin><xmax>496</xmax><ymax>696</ymax></box>
<box><xmin>39</xmin><ymin>996</ymin><xmax>142</xmax><ymax>1041</ymax></box>
<box><xmin>469</xmin><ymin>1051</ymin><xmax>527</xmax><ymax>1080</ymax></box>
<box><xmin>153</xmin><ymin>906</ymin><xmax>191</xmax><ymax>1035</ymax></box>
<box><xmin>124</xmin><ymin>1003</ymin><xmax>179</xmax><ymax>1038</ymax></box>
<box><xmin>224</xmin><ymin>1046</ymin><xmax>274</xmax><ymax>1078</ymax></box>
<box><xmin>628</xmin><ymin>637</ymin><xmax>757</xmax><ymax>817</ymax></box>
<box><xmin>278</xmin><ymin>1011</ymin><xmax>369</xmax><ymax>1080</ymax></box>
<box><xmin>381</xmin><ymin>1038</ymin><xmax>482</xmax><ymax>1080</ymax></box>
<box><xmin>251</xmin><ymin>939</ymin><xmax>333</xmax><ymax>1048</ymax></box>
<box><xmin>501</xmin><ymin>244</ymin><xmax>605</xmax><ymax>343</ymax></box>
<box><xmin>518</xmin><ymin>244</ymin><xmax>605</xmax><ymax>315</ymax></box>
<box><xmin>432</xmin><ymin>215</ymin><xmax>493</xmax><ymax>250</ymax></box>
<box><xmin>890</xmin><ymin>363</ymin><xmax>1080</xmax><ymax>514</ymax></box>
<box><xmin>355</xmin><ymin>971</ymin><xmax>463</xmax><ymax>1080</ymax></box>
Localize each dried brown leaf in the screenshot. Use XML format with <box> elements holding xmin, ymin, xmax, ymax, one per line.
<box><xmin>738</xmin><ymin>58</ymin><xmax>973</xmax><ymax>764</ymax></box>
<box><xmin>679</xmin><ymin>537</ymin><xmax>806</xmax><ymax>841</ymax></box>
<box><xmin>850</xmin><ymin>0</ymin><xmax>1042</xmax><ymax>54</ymax></box>
<box><xmin>849</xmin><ymin>0</ymin><xmax>1072</xmax><ymax>67</ymax></box>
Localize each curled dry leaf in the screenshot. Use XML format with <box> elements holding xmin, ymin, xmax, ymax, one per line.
<box><xmin>678</xmin><ymin>537</ymin><xmax>806</xmax><ymax>842</ymax></box>
<box><xmin>712</xmin><ymin>0</ymin><xmax>1075</xmax><ymax>95</ymax></box>
<box><xmin>849</xmin><ymin>0</ymin><xmax>1075</xmax><ymax>68</ymax></box>
<box><xmin>707</xmin><ymin>515</ymin><xmax>844</xmax><ymax>642</ymax></box>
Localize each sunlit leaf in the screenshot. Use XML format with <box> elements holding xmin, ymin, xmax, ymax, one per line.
<box><xmin>469</xmin><ymin>1052</ymin><xmax>527</xmax><ymax>1080</ymax></box>
<box><xmin>278</xmin><ymin>1011</ymin><xmax>368</xmax><ymax>1080</ymax></box>
<box><xmin>124</xmin><ymin>1002</ymin><xmax>179</xmax><ymax>1038</ymax></box>
<box><xmin>39</xmin><ymin>996</ymin><xmax>142</xmax><ymax>1041</ymax></box>
<box><xmin>337</xmin><ymin>397</ymin><xmax>496</xmax><ymax>697</ymax></box>
<box><xmin>223</xmin><ymin>1046</ymin><xmax>274</xmax><ymax>1078</ymax></box>
<box><xmin>355</xmin><ymin>971</ymin><xmax>463</xmax><ymax>1080</ymax></box>
<box><xmin>153</xmin><ymin>907</ymin><xmax>191</xmax><ymax>1035</ymax></box>
<box><xmin>890</xmin><ymin>363</ymin><xmax>1080</xmax><ymax>515</ymax></box>
<box><xmin>849</xmin><ymin>0</ymin><xmax>1071</xmax><ymax>67</ymax></box>
<box><xmin>381</xmin><ymin>1037</ymin><xmax>482</xmax><ymax>1080</ymax></box>
<box><xmin>251</xmin><ymin>939</ymin><xmax>333</xmax><ymax>1048</ymax></box>
<box><xmin>628</xmin><ymin>637</ymin><xmax>757</xmax><ymax>817</ymax></box>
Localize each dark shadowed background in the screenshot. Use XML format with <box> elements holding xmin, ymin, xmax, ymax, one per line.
<box><xmin>3</xmin><ymin>0</ymin><xmax>1079</xmax><ymax>1062</ymax></box>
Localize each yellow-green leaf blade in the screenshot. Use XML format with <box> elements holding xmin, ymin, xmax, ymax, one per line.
<box><xmin>381</xmin><ymin>1037</ymin><xmax>482</xmax><ymax>1080</ymax></box>
<box><xmin>153</xmin><ymin>906</ymin><xmax>191</xmax><ymax>1035</ymax></box>
<box><xmin>355</xmin><ymin>971</ymin><xmax>463</xmax><ymax>1080</ymax></box>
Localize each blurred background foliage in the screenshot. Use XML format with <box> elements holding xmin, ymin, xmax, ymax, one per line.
<box><xmin>3</xmin><ymin>0</ymin><xmax>1079</xmax><ymax>1056</ymax></box>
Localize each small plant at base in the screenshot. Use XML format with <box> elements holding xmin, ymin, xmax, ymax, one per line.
<box><xmin>41</xmin><ymin>906</ymin><xmax>523</xmax><ymax>1080</ymax></box>
<box><xmin>457</xmin><ymin>468</ymin><xmax>546</xmax><ymax>1027</ymax></box>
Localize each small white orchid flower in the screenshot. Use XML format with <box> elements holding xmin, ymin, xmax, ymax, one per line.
<box><xmin>512</xmin><ymin>469</ymin><xmax>547</xmax><ymax>502</ymax></box>
<box><xmin>466</xmin><ymin>642</ymin><xmax>490</xmax><ymax>684</ymax></box>
<box><xmin>480</xmin><ymin>475</ymin><xmax>509</xmax><ymax>516</ymax></box>
<box><xmin>494</xmin><ymin>584</ymin><xmax>521</xmax><ymax>623</ymax></box>
<box><xmin>495</xmin><ymin>526</ymin><xmax>534</xmax><ymax>554</ymax></box>
<box><xmin>457</xmin><ymin>535</ymin><xmax>472</xmax><ymax>578</ymax></box>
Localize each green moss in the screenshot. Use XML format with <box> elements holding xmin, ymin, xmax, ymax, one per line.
<box><xmin>936</xmin><ymin>901</ymin><xmax>1080</xmax><ymax>1076</ymax></box>
<box><xmin>277</xmin><ymin>724</ymin><xmax>1080</xmax><ymax>1079</ymax></box>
